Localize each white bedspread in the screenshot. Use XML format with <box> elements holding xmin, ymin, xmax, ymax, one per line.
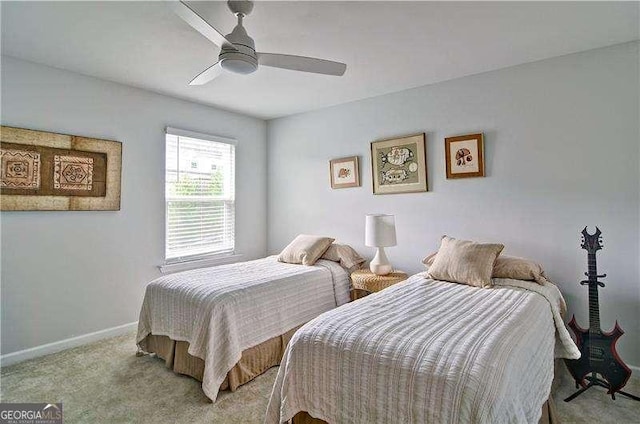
<box><xmin>266</xmin><ymin>273</ymin><xmax>580</xmax><ymax>424</ymax></box>
<box><xmin>136</xmin><ymin>256</ymin><xmax>350</xmax><ymax>401</ymax></box>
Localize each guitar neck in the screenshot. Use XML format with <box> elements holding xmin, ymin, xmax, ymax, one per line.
<box><xmin>587</xmin><ymin>253</ymin><xmax>601</xmax><ymax>330</ymax></box>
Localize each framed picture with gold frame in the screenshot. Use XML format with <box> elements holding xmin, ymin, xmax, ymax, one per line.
<box><xmin>445</xmin><ymin>133</ymin><xmax>484</xmax><ymax>179</ymax></box>
<box><xmin>329</xmin><ymin>156</ymin><xmax>360</xmax><ymax>189</ymax></box>
<box><xmin>371</xmin><ymin>133</ymin><xmax>427</xmax><ymax>195</ymax></box>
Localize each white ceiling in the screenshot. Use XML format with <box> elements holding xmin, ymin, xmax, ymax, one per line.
<box><xmin>2</xmin><ymin>1</ymin><xmax>638</xmax><ymax>120</ymax></box>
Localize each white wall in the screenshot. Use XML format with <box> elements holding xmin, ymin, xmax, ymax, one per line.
<box><xmin>0</xmin><ymin>57</ymin><xmax>267</xmax><ymax>354</ymax></box>
<box><xmin>267</xmin><ymin>42</ymin><xmax>640</xmax><ymax>366</ymax></box>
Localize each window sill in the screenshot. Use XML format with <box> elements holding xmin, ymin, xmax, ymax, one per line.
<box><xmin>159</xmin><ymin>253</ymin><xmax>244</xmax><ymax>274</ymax></box>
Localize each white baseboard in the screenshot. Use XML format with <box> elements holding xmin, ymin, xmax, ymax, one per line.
<box><xmin>0</xmin><ymin>321</ymin><xmax>138</xmax><ymax>367</ymax></box>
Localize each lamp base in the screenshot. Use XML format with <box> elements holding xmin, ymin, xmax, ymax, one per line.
<box><xmin>370</xmin><ymin>247</ymin><xmax>392</xmax><ymax>275</ymax></box>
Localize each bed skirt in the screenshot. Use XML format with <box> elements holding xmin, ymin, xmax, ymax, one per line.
<box><xmin>138</xmin><ymin>325</ymin><xmax>301</xmax><ymax>394</ymax></box>
<box><xmin>291</xmin><ymin>398</ymin><xmax>558</xmax><ymax>424</ymax></box>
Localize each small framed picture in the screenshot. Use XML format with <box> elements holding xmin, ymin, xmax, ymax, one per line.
<box><xmin>329</xmin><ymin>156</ymin><xmax>360</xmax><ymax>189</ymax></box>
<box><xmin>371</xmin><ymin>133</ymin><xmax>427</xmax><ymax>195</ymax></box>
<box><xmin>445</xmin><ymin>133</ymin><xmax>484</xmax><ymax>179</ymax></box>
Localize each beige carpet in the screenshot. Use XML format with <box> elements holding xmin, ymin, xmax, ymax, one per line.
<box><xmin>1</xmin><ymin>331</ymin><xmax>639</xmax><ymax>423</ymax></box>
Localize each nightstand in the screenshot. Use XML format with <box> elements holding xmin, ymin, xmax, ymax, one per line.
<box><xmin>350</xmin><ymin>269</ymin><xmax>408</xmax><ymax>300</ymax></box>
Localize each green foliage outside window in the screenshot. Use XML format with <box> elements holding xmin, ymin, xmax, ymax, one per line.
<box><xmin>168</xmin><ymin>170</ymin><xmax>224</xmax><ymax>197</ymax></box>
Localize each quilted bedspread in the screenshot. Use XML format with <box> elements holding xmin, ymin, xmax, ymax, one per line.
<box><xmin>266</xmin><ymin>273</ymin><xmax>579</xmax><ymax>424</ymax></box>
<box><xmin>137</xmin><ymin>256</ymin><xmax>350</xmax><ymax>401</ymax></box>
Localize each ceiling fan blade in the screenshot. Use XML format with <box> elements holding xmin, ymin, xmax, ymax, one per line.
<box><xmin>257</xmin><ymin>53</ymin><xmax>346</xmax><ymax>76</ymax></box>
<box><xmin>170</xmin><ymin>1</ymin><xmax>236</xmax><ymax>50</ymax></box>
<box><xmin>189</xmin><ymin>62</ymin><xmax>224</xmax><ymax>86</ymax></box>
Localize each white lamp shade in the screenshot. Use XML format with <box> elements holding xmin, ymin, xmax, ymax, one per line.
<box><xmin>365</xmin><ymin>214</ymin><xmax>397</xmax><ymax>247</ymax></box>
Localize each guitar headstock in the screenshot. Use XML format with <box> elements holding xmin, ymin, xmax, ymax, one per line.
<box><xmin>581</xmin><ymin>226</ymin><xmax>603</xmax><ymax>253</ymax></box>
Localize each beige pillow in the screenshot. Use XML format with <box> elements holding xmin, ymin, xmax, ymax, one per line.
<box><xmin>278</xmin><ymin>235</ymin><xmax>335</xmax><ymax>266</ymax></box>
<box><xmin>321</xmin><ymin>243</ymin><xmax>366</xmax><ymax>270</ymax></box>
<box><xmin>427</xmin><ymin>236</ymin><xmax>504</xmax><ymax>288</ymax></box>
<box><xmin>493</xmin><ymin>256</ymin><xmax>548</xmax><ymax>284</ymax></box>
<box><xmin>423</xmin><ymin>252</ymin><xmax>547</xmax><ymax>285</ymax></box>
<box><xmin>422</xmin><ymin>251</ymin><xmax>438</xmax><ymax>267</ymax></box>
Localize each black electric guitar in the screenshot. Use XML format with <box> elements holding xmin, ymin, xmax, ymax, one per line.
<box><xmin>564</xmin><ymin>227</ymin><xmax>632</xmax><ymax>399</ymax></box>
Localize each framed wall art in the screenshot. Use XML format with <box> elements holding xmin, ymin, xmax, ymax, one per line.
<box><xmin>371</xmin><ymin>133</ymin><xmax>427</xmax><ymax>195</ymax></box>
<box><xmin>0</xmin><ymin>125</ymin><xmax>122</xmax><ymax>211</ymax></box>
<box><xmin>329</xmin><ymin>156</ymin><xmax>360</xmax><ymax>189</ymax></box>
<box><xmin>445</xmin><ymin>133</ymin><xmax>484</xmax><ymax>179</ymax></box>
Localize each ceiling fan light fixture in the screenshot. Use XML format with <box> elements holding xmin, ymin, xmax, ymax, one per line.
<box><xmin>220</xmin><ymin>56</ymin><xmax>258</xmax><ymax>74</ymax></box>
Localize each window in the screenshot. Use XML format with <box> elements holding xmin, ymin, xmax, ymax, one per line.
<box><xmin>165</xmin><ymin>127</ymin><xmax>235</xmax><ymax>262</ymax></box>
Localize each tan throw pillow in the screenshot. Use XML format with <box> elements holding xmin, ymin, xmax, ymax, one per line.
<box><xmin>423</xmin><ymin>252</ymin><xmax>547</xmax><ymax>285</ymax></box>
<box><xmin>321</xmin><ymin>243</ymin><xmax>366</xmax><ymax>269</ymax></box>
<box><xmin>422</xmin><ymin>252</ymin><xmax>438</xmax><ymax>267</ymax></box>
<box><xmin>278</xmin><ymin>235</ymin><xmax>335</xmax><ymax>266</ymax></box>
<box><xmin>492</xmin><ymin>256</ymin><xmax>547</xmax><ymax>284</ymax></box>
<box><xmin>427</xmin><ymin>236</ymin><xmax>504</xmax><ymax>288</ymax></box>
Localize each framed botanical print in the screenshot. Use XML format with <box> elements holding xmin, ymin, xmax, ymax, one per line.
<box><xmin>371</xmin><ymin>133</ymin><xmax>427</xmax><ymax>195</ymax></box>
<box><xmin>329</xmin><ymin>156</ymin><xmax>360</xmax><ymax>189</ymax></box>
<box><xmin>445</xmin><ymin>133</ymin><xmax>484</xmax><ymax>179</ymax></box>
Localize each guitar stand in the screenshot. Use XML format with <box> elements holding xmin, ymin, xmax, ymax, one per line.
<box><xmin>564</xmin><ymin>375</ymin><xmax>640</xmax><ymax>402</ymax></box>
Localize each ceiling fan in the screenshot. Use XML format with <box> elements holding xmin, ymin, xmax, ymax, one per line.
<box><xmin>171</xmin><ymin>0</ymin><xmax>347</xmax><ymax>85</ymax></box>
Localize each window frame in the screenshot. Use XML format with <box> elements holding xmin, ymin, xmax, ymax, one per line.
<box><xmin>163</xmin><ymin>127</ymin><xmax>237</xmax><ymax>265</ymax></box>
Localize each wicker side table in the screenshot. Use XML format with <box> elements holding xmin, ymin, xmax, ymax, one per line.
<box><xmin>350</xmin><ymin>269</ymin><xmax>408</xmax><ymax>300</ymax></box>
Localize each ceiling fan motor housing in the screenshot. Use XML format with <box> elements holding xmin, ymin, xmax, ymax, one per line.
<box><xmin>219</xmin><ymin>13</ymin><xmax>257</xmax><ymax>74</ymax></box>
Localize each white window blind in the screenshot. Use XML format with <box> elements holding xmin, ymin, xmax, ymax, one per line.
<box><xmin>165</xmin><ymin>128</ymin><xmax>235</xmax><ymax>262</ymax></box>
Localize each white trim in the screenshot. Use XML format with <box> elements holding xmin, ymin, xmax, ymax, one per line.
<box><xmin>159</xmin><ymin>253</ymin><xmax>244</xmax><ymax>274</ymax></box>
<box><xmin>0</xmin><ymin>321</ymin><xmax>138</xmax><ymax>367</ymax></box>
<box><xmin>165</xmin><ymin>248</ymin><xmax>235</xmax><ymax>265</ymax></box>
<box><xmin>165</xmin><ymin>126</ymin><xmax>237</xmax><ymax>145</ymax></box>
<box><xmin>630</xmin><ymin>364</ymin><xmax>640</xmax><ymax>373</ymax></box>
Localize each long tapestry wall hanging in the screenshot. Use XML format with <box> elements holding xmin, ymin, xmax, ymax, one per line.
<box><xmin>0</xmin><ymin>126</ymin><xmax>122</xmax><ymax>211</ymax></box>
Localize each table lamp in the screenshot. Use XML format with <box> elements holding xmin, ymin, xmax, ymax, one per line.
<box><xmin>365</xmin><ymin>214</ymin><xmax>397</xmax><ymax>275</ymax></box>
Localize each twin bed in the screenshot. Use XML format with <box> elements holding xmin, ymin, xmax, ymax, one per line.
<box><xmin>266</xmin><ymin>274</ymin><xmax>579</xmax><ymax>424</ymax></box>
<box><xmin>136</xmin><ymin>237</ymin><xmax>580</xmax><ymax>424</ymax></box>
<box><xmin>137</xmin><ymin>255</ymin><xmax>351</xmax><ymax>400</ymax></box>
